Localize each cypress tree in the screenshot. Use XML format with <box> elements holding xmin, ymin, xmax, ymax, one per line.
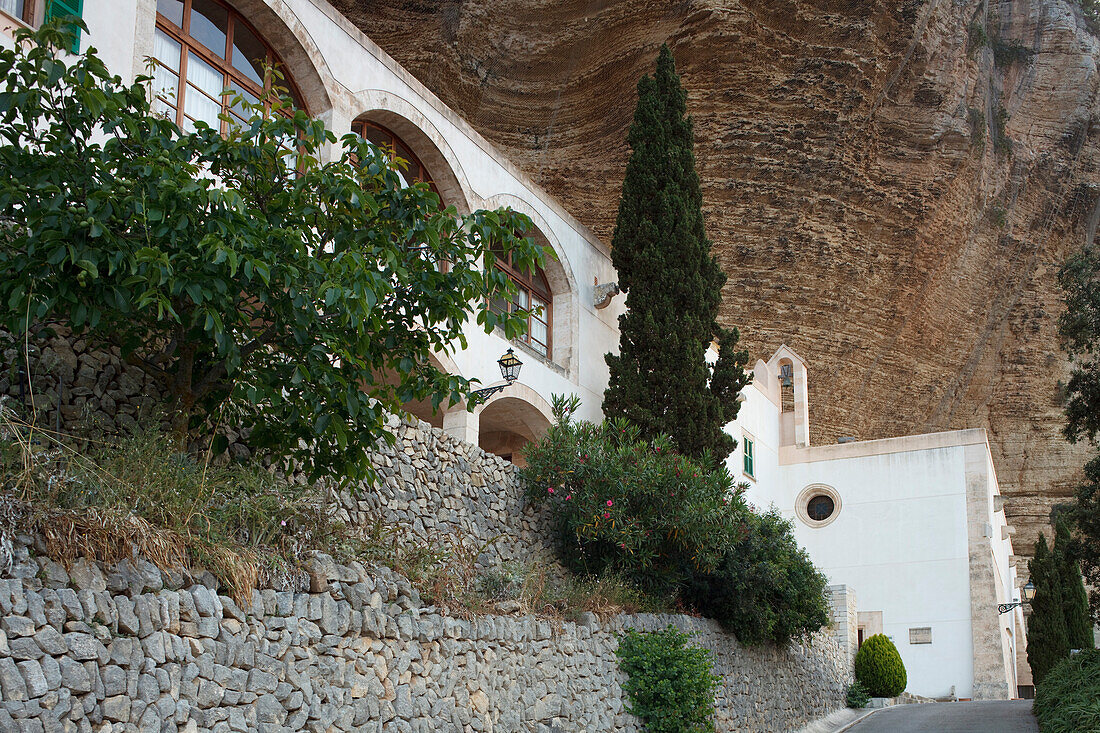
<box><xmin>1027</xmin><ymin>534</ymin><xmax>1071</xmax><ymax>684</ymax></box>
<box><xmin>1054</xmin><ymin>521</ymin><xmax>1095</xmax><ymax>650</ymax></box>
<box><xmin>603</xmin><ymin>44</ymin><xmax>750</xmax><ymax>463</ymax></box>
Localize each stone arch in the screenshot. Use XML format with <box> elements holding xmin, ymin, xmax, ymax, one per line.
<box><xmin>474</xmin><ymin>383</ymin><xmax>554</xmax><ymax>466</ymax></box>
<box><xmin>216</xmin><ymin>0</ymin><xmax>335</xmax><ymax>116</ymax></box>
<box><xmin>481</xmin><ymin>194</ymin><xmax>579</xmax><ymax>378</ymax></box>
<box><xmin>351</xmin><ymin>96</ymin><xmax>473</xmax><ymax>215</ymax></box>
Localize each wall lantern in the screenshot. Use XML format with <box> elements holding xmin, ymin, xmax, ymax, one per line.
<box><xmin>779</xmin><ymin>362</ymin><xmax>794</xmax><ymax>388</ymax></box>
<box><xmin>998</xmin><ymin>580</ymin><xmax>1036</xmax><ymax>614</ymax></box>
<box><xmin>471</xmin><ymin>349</ymin><xmax>523</xmax><ymax>403</ymax></box>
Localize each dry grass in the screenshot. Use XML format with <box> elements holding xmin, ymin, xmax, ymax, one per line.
<box><xmin>1</xmin><ymin>401</ymin><xmax>668</xmax><ymax>616</ymax></box>
<box><xmin>0</xmin><ymin>402</ymin><xmax>386</xmax><ymax>604</ymax></box>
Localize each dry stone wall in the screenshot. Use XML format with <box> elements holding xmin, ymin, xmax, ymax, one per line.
<box><xmin>334</xmin><ymin>414</ymin><xmax>556</xmax><ymax>570</ymax></box>
<box><xmin>0</xmin><ymin>537</ymin><xmax>848</xmax><ymax>733</ymax></box>
<box><xmin>0</xmin><ymin>340</ymin><xmax>851</xmax><ymax>730</ymax></box>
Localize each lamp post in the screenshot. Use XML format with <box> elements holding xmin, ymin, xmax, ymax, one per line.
<box><xmin>470</xmin><ymin>349</ymin><xmax>522</xmax><ymax>403</ymax></box>
<box><xmin>998</xmin><ymin>581</ymin><xmax>1036</xmax><ymax>614</ymax></box>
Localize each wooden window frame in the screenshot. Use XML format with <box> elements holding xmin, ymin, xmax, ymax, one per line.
<box><xmin>153</xmin><ymin>0</ymin><xmax>307</xmax><ymax>134</ymax></box>
<box><xmin>490</xmin><ymin>249</ymin><xmax>552</xmax><ymax>360</ymax></box>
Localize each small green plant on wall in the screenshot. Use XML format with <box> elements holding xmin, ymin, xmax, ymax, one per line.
<box><xmin>854</xmin><ymin>634</ymin><xmax>907</xmax><ymax>698</ymax></box>
<box><xmin>616</xmin><ymin>625</ymin><xmax>721</xmax><ymax>733</ymax></box>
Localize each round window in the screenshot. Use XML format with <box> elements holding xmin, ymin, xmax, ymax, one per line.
<box><xmin>807</xmin><ymin>495</ymin><xmax>835</xmax><ymax>521</ymax></box>
<box><xmin>795</xmin><ymin>484</ymin><xmax>841</xmax><ymax>527</ymax></box>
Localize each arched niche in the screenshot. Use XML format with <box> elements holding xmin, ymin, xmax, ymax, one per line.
<box><xmin>474</xmin><ymin>384</ymin><xmax>554</xmax><ymax>467</ymax></box>
<box><xmin>481</xmin><ymin>194</ymin><xmax>578</xmax><ymax>379</ymax></box>
<box><xmin>350</xmin><ymin>105</ymin><xmax>472</xmax><ymax>215</ymax></box>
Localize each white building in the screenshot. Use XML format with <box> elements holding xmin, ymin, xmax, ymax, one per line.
<box><xmin>3</xmin><ymin>0</ymin><xmax>1026</xmax><ymax>701</ymax></box>
<box><xmin>0</xmin><ymin>0</ymin><xmax>625</xmax><ymax>465</ymax></box>
<box><xmin>725</xmin><ymin>345</ymin><xmax>1025</xmax><ymax>700</ymax></box>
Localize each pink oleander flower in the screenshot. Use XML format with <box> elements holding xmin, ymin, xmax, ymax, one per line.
<box><xmin>565</xmin><ymin>495</ymin><xmax>572</xmax><ymax>501</ymax></box>
<box><xmin>606</xmin><ymin>499</ymin><xmax>613</xmax><ymax>507</ymax></box>
<box><xmin>548</xmin><ymin>487</ymin><xmax>555</xmax><ymax>494</ymax></box>
<box><xmin>603</xmin><ymin>512</ymin><xmax>610</xmax><ymax>519</ymax></box>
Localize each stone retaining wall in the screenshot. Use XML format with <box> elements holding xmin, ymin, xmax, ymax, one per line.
<box><xmin>0</xmin><ymin>538</ymin><xmax>849</xmax><ymax>733</ymax></box>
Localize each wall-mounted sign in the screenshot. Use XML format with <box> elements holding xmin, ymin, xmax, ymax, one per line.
<box><xmin>909</xmin><ymin>627</ymin><xmax>932</xmax><ymax>645</ymax></box>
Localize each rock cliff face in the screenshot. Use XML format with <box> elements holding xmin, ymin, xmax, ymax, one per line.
<box><xmin>331</xmin><ymin>0</ymin><xmax>1100</xmax><ymax>564</ymax></box>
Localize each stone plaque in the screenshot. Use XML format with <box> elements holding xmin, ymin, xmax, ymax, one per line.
<box><xmin>909</xmin><ymin>627</ymin><xmax>932</xmax><ymax>644</ymax></box>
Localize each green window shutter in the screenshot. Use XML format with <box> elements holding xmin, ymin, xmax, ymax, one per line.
<box><xmin>743</xmin><ymin>438</ymin><xmax>754</xmax><ymax>477</ymax></box>
<box><xmin>45</xmin><ymin>0</ymin><xmax>84</xmax><ymax>54</ymax></box>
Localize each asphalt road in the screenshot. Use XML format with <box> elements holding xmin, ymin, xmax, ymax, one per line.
<box><xmin>845</xmin><ymin>701</ymin><xmax>1038</xmax><ymax>733</ymax></box>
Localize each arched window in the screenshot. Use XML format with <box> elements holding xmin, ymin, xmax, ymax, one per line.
<box><xmin>351</xmin><ymin>120</ymin><xmax>441</xmax><ymax>198</ymax></box>
<box><xmin>152</xmin><ymin>0</ymin><xmax>306</xmax><ymax>133</ymax></box>
<box><xmin>489</xmin><ymin>246</ymin><xmax>552</xmax><ymax>358</ymax></box>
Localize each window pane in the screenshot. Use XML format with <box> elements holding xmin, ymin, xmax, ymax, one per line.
<box><xmin>530</xmin><ymin>294</ymin><xmax>546</xmax><ymax>318</ymax></box>
<box><xmin>230</xmin><ymin>21</ymin><xmax>266</xmax><ymax>87</ymax></box>
<box><xmin>515</xmin><ymin>287</ymin><xmax>529</xmax><ymax>311</ymax></box>
<box><xmin>184</xmin><ymin>93</ymin><xmax>221</xmax><ymax>131</ymax></box>
<box><xmin>153</xmin><ymin>65</ymin><xmax>179</xmax><ymax>109</ymax></box>
<box><xmin>0</xmin><ymin>1</ymin><xmax>24</xmax><ymax>19</ymax></box>
<box><xmin>156</xmin><ymin>0</ymin><xmax>183</xmax><ymax>26</ymax></box>
<box><xmin>153</xmin><ymin>28</ymin><xmax>181</xmax><ymax>73</ymax></box>
<box><xmin>189</xmin><ymin>0</ymin><xmax>229</xmax><ymax>57</ymax></box>
<box><xmin>186</xmin><ymin>51</ymin><xmax>224</xmax><ymax>98</ymax></box>
<box><xmin>530</xmin><ymin>315</ymin><xmax>548</xmax><ymax>349</ymax></box>
<box><xmin>489</xmin><ymin>296</ymin><xmax>509</xmax><ymax>316</ymax></box>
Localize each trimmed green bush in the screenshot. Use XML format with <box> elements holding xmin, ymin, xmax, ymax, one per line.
<box><xmin>854</xmin><ymin>634</ymin><xmax>907</xmax><ymax>697</ymax></box>
<box><xmin>1033</xmin><ymin>649</ymin><xmax>1100</xmax><ymax>733</ymax></box>
<box><xmin>616</xmin><ymin>626</ymin><xmax>721</xmax><ymax>733</ymax></box>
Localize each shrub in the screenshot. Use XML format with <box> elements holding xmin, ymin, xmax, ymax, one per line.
<box><xmin>679</xmin><ymin>509</ymin><xmax>830</xmax><ymax>646</ymax></box>
<box><xmin>854</xmin><ymin>634</ymin><xmax>907</xmax><ymax>698</ymax></box>
<box><xmin>521</xmin><ymin>397</ymin><xmax>748</xmax><ymax>597</ymax></box>
<box><xmin>616</xmin><ymin>626</ymin><xmax>721</xmax><ymax>733</ymax></box>
<box><xmin>1033</xmin><ymin>649</ymin><xmax>1100</xmax><ymax>733</ymax></box>
<box><xmin>846</xmin><ymin>681</ymin><xmax>871</xmax><ymax>709</ymax></box>
<box><xmin>523</xmin><ymin>396</ymin><xmax>831</xmax><ymax>644</ymax></box>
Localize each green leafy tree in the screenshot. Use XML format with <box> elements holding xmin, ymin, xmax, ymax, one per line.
<box><xmin>853</xmin><ymin>634</ymin><xmax>907</xmax><ymax>698</ymax></box>
<box><xmin>0</xmin><ymin>20</ymin><xmax>544</xmax><ymax>482</ymax></box>
<box><xmin>603</xmin><ymin>44</ymin><xmax>750</xmax><ymax>464</ymax></box>
<box><xmin>1027</xmin><ymin>535</ymin><xmax>1071</xmax><ymax>684</ymax></box>
<box><xmin>616</xmin><ymin>626</ymin><xmax>721</xmax><ymax>733</ymax></box>
<box><xmin>1054</xmin><ymin>521</ymin><xmax>1094</xmax><ymax>650</ymax></box>
<box><xmin>1057</xmin><ymin>242</ymin><xmax>1100</xmax><ymax>621</ymax></box>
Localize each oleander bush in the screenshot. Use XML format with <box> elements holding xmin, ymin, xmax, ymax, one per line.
<box><xmin>523</xmin><ymin>395</ymin><xmax>831</xmax><ymax>645</ymax></box>
<box><xmin>522</xmin><ymin>396</ymin><xmax>747</xmax><ymax>597</ymax></box>
<box><xmin>1033</xmin><ymin>649</ymin><xmax>1100</xmax><ymax>733</ymax></box>
<box><xmin>616</xmin><ymin>626</ymin><xmax>721</xmax><ymax>733</ymax></box>
<box><xmin>854</xmin><ymin>634</ymin><xmax>907</xmax><ymax>698</ymax></box>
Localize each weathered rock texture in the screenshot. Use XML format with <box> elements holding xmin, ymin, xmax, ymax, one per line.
<box><xmin>332</xmin><ymin>0</ymin><xmax>1100</xmax><ymax>563</ymax></box>
<box><xmin>0</xmin><ymin>537</ymin><xmax>848</xmax><ymax>732</ymax></box>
